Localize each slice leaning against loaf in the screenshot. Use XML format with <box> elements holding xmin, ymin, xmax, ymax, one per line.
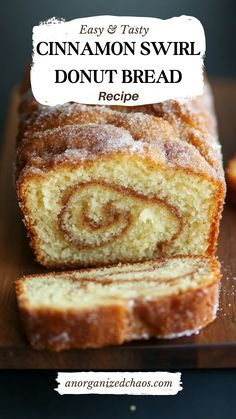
<box><xmin>15</xmin><ymin>256</ymin><xmax>221</xmax><ymax>351</ymax></box>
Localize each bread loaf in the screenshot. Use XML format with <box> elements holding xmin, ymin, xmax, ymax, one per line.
<box><xmin>16</xmin><ymin>84</ymin><xmax>225</xmax><ymax>268</ymax></box>
<box><xmin>15</xmin><ymin>256</ymin><xmax>220</xmax><ymax>350</ymax></box>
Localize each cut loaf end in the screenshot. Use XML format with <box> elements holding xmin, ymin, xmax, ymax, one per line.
<box><xmin>16</xmin><ymin>87</ymin><xmax>225</xmax><ymax>269</ymax></box>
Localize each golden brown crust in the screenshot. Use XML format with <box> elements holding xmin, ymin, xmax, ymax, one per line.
<box><xmin>15</xmin><ymin>256</ymin><xmax>221</xmax><ymax>350</ymax></box>
<box><xmin>16</xmin><ymin>83</ymin><xmax>224</xmax><ymax>181</ymax></box>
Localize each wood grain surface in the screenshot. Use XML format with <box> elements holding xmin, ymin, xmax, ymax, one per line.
<box><xmin>0</xmin><ymin>81</ymin><xmax>235</xmax><ymax>369</ymax></box>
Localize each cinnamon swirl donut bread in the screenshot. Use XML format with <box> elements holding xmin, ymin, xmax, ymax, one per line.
<box><xmin>15</xmin><ymin>256</ymin><xmax>220</xmax><ymax>350</ymax></box>
<box><xmin>16</xmin><ymin>83</ymin><xmax>225</xmax><ymax>268</ymax></box>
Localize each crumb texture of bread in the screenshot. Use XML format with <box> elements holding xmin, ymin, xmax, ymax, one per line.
<box><xmin>15</xmin><ymin>256</ymin><xmax>221</xmax><ymax>350</ymax></box>
<box><xmin>16</xmin><ymin>83</ymin><xmax>225</xmax><ymax>268</ymax></box>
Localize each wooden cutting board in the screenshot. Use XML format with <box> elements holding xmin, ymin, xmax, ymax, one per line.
<box><xmin>0</xmin><ymin>81</ymin><xmax>236</xmax><ymax>369</ymax></box>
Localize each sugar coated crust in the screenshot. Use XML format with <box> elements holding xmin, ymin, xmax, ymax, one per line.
<box><xmin>17</xmin><ymin>84</ymin><xmax>224</xmax><ymax>180</ymax></box>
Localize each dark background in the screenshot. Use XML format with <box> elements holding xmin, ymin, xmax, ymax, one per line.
<box><xmin>0</xmin><ymin>370</ymin><xmax>235</xmax><ymax>419</ymax></box>
<box><xmin>0</xmin><ymin>1</ymin><xmax>236</xmax><ymax>418</ymax></box>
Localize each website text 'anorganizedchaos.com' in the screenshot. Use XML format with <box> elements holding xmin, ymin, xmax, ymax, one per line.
<box><xmin>55</xmin><ymin>372</ymin><xmax>183</xmax><ymax>395</ymax></box>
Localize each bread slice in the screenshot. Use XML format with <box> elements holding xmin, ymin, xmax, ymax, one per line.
<box><xmin>16</xmin><ymin>84</ymin><xmax>225</xmax><ymax>269</ymax></box>
<box><xmin>15</xmin><ymin>256</ymin><xmax>221</xmax><ymax>351</ymax></box>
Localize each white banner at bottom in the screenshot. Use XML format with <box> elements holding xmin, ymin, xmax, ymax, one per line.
<box><xmin>55</xmin><ymin>371</ymin><xmax>182</xmax><ymax>395</ymax></box>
